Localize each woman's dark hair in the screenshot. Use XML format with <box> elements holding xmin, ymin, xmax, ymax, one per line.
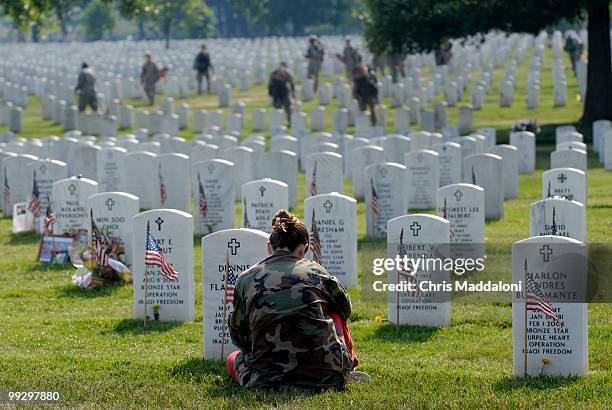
<box><xmin>269</xmin><ymin>209</ymin><xmax>309</xmax><ymax>251</ymax></box>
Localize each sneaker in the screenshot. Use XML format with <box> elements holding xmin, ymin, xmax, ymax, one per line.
<box><xmin>347</xmin><ymin>371</ymin><xmax>371</xmax><ymax>384</ymax></box>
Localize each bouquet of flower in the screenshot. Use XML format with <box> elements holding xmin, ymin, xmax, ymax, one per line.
<box><xmin>71</xmin><ymin>224</ymin><xmax>132</xmax><ymax>289</ymax></box>
<box><xmin>512</xmin><ymin>118</ymin><xmax>541</xmax><ymax>134</ymax></box>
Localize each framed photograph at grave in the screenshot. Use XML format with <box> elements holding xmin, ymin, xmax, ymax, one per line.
<box><xmin>37</xmin><ymin>235</ymin><xmax>74</xmax><ymax>263</ymax></box>
<box><xmin>74</xmin><ymin>228</ymin><xmax>89</xmax><ymax>251</ymax></box>
<box><xmin>12</xmin><ymin>202</ymin><xmax>30</xmax><ymax>233</ymax></box>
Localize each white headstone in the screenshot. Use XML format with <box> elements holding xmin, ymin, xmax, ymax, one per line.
<box><xmin>305</xmin><ymin>192</ymin><xmax>358</xmax><ymax>288</ymax></box>
<box><xmin>96</xmin><ymin>146</ymin><xmax>127</xmax><ymax>192</ymax></box>
<box><xmin>464</xmin><ymin>153</ymin><xmax>504</xmax><ymax>220</ymax></box>
<box><xmin>437</xmin><ymin>183</ymin><xmax>485</xmax><ymax>245</ymax></box>
<box><xmin>88</xmin><ymin>192</ymin><xmax>139</xmax><ymax>268</ymax></box>
<box><xmin>25</xmin><ymin>159</ymin><xmax>68</xmax><ymax>231</ymax></box>
<box><xmin>433</xmin><ymin>142</ymin><xmax>462</xmax><ymax>187</ymax></box>
<box><xmin>488</xmin><ymin>144</ymin><xmax>519</xmax><ymax>199</ymax></box>
<box><xmin>258</xmin><ymin>150</ymin><xmax>298</xmax><ymax>208</ymax></box>
<box><xmin>382</xmin><ymin>134</ymin><xmax>411</xmax><ymax>164</ymax></box>
<box><xmin>510</xmin><ymin>131</ymin><xmax>536</xmax><ymax>174</ymax></box>
<box><xmin>542</xmin><ymin>168</ymin><xmax>587</xmax><ymax>205</ymax></box>
<box><xmin>133</xmin><ymin>209</ymin><xmax>194</xmax><ymax>322</ymax></box>
<box><xmin>192</xmin><ymin>159</ymin><xmax>235</xmax><ymax>235</ymax></box>
<box><xmin>529</xmin><ymin>198</ymin><xmax>586</xmax><ymax>242</ymax></box>
<box><xmin>305</xmin><ymin>152</ymin><xmax>343</xmax><ymax>197</ymax></box>
<box><xmin>241</xmin><ymin>179</ymin><xmax>288</xmax><ymax>233</ymax></box>
<box><xmin>387</xmin><ymin>214</ymin><xmax>451</xmax><ymax>327</ymax></box>
<box><xmin>3</xmin><ymin>154</ymin><xmax>39</xmax><ymax>216</ymax></box>
<box><xmin>512</xmin><ymin>236</ymin><xmax>587</xmax><ymax>376</ymax></box>
<box><xmin>351</xmin><ymin>145</ymin><xmax>385</xmax><ymax>199</ymax></box>
<box><xmin>404</xmin><ymin>150</ymin><xmax>439</xmax><ymax>210</ymax></box>
<box><xmin>201</xmin><ymin>228</ymin><xmax>269</xmax><ymax>359</ymax></box>
<box><xmin>51</xmin><ymin>177</ymin><xmax>98</xmax><ymax>234</ymax></box>
<box><xmin>124</xmin><ymin>151</ymin><xmax>158</xmax><ymax>210</ymax></box>
<box><xmin>550</xmin><ymin>149</ymin><xmax>587</xmax><ymax>173</ymax></box>
<box><xmin>365</xmin><ymin>162</ymin><xmax>408</xmax><ymax>237</ymax></box>
<box><xmin>157</xmin><ymin>153</ymin><xmax>190</xmax><ymax>211</ymax></box>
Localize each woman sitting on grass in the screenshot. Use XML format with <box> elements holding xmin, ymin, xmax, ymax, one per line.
<box><xmin>227</xmin><ymin>209</ymin><xmax>368</xmax><ymax>388</ymax></box>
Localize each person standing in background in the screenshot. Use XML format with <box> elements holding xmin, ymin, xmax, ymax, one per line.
<box><xmin>193</xmin><ymin>44</ymin><xmax>213</xmax><ymax>95</ymax></box>
<box><xmin>141</xmin><ymin>52</ymin><xmax>160</xmax><ymax>106</ymax></box>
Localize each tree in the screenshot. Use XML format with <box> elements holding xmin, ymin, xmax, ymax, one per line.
<box><xmin>81</xmin><ymin>0</ymin><xmax>115</xmax><ymax>41</ymax></box>
<box><xmin>229</xmin><ymin>0</ymin><xmax>362</xmax><ymax>36</ymax></box>
<box><xmin>176</xmin><ymin>0</ymin><xmax>215</xmax><ymax>39</ymax></box>
<box><xmin>119</xmin><ymin>0</ymin><xmax>213</xmax><ymax>48</ymax></box>
<box><xmin>0</xmin><ymin>0</ymin><xmax>50</xmax><ymax>40</ymax></box>
<box><xmin>364</xmin><ymin>0</ymin><xmax>611</xmax><ymax>124</ymax></box>
<box><xmin>50</xmin><ymin>0</ymin><xmax>81</xmax><ymax>40</ymax></box>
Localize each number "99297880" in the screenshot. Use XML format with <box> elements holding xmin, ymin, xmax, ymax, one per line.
<box><xmin>2</xmin><ymin>391</ymin><xmax>61</xmax><ymax>402</ymax></box>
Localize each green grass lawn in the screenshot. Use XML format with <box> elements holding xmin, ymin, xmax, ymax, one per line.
<box><xmin>0</xmin><ymin>46</ymin><xmax>610</xmax><ymax>408</ymax></box>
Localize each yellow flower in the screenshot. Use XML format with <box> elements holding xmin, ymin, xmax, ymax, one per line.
<box><xmin>541</xmin><ymin>357</ymin><xmax>551</xmax><ymax>365</ymax></box>
<box><xmin>374</xmin><ymin>315</ymin><xmax>382</xmax><ymax>323</ymax></box>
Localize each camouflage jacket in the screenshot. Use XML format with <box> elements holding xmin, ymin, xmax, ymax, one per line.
<box><xmin>141</xmin><ymin>61</ymin><xmax>160</xmax><ymax>85</ymax></box>
<box><xmin>342</xmin><ymin>46</ymin><xmax>361</xmax><ymax>70</ymax></box>
<box><xmin>229</xmin><ymin>250</ymin><xmax>353</xmax><ymax>388</ymax></box>
<box><xmin>75</xmin><ymin>70</ymin><xmax>96</xmax><ymax>95</ymax></box>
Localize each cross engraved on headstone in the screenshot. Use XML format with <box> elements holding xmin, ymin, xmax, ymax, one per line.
<box><xmin>105</xmin><ymin>198</ymin><xmax>115</xmax><ymax>211</ymax></box>
<box><xmin>539</xmin><ymin>245</ymin><xmax>553</xmax><ymax>262</ymax></box>
<box><xmin>106</xmin><ymin>150</ymin><xmax>113</xmax><ymax>159</ymax></box>
<box><xmin>417</xmin><ymin>153</ymin><xmax>424</xmax><ymax>163</ymax></box>
<box><xmin>208</xmin><ymin>164</ymin><xmax>215</xmax><ymax>174</ymax></box>
<box><xmin>557</xmin><ymin>173</ymin><xmax>567</xmax><ymax>183</ymax></box>
<box><xmin>68</xmin><ymin>184</ymin><xmax>77</xmax><ymax>196</ymax></box>
<box><xmin>155</xmin><ymin>217</ymin><xmax>164</xmax><ymax>231</ymax></box>
<box><xmin>259</xmin><ymin>186</ymin><xmax>266</xmax><ymax>197</ymax></box>
<box><xmin>228</xmin><ymin>238</ymin><xmax>240</xmax><ymax>255</ymax></box>
<box><xmin>454</xmin><ymin>190</ymin><xmax>463</xmax><ymax>202</ymax></box>
<box><xmin>380</xmin><ymin>167</ymin><xmax>388</xmax><ymax>177</ymax></box>
<box><xmin>442</xmin><ymin>145</ymin><xmax>447</xmax><ymax>152</ymax></box>
<box><xmin>323</xmin><ymin>200</ymin><xmax>333</xmax><ymax>213</ymax></box>
<box><xmin>410</xmin><ymin>222</ymin><xmax>422</xmax><ymax>236</ymax></box>
<box><xmin>40</xmin><ymin>164</ymin><xmax>47</xmax><ymax>174</ymax></box>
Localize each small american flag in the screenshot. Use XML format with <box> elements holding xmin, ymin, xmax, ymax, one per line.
<box><xmin>43</xmin><ymin>195</ymin><xmax>55</xmax><ymax>234</ymax></box>
<box><xmin>309</xmin><ymin>208</ymin><xmax>322</xmax><ymax>263</ymax></box>
<box><xmin>91</xmin><ymin>212</ymin><xmax>111</xmax><ymax>267</ymax></box>
<box><xmin>159</xmin><ymin>164</ymin><xmax>167</xmax><ymax>206</ymax></box>
<box><xmin>370</xmin><ymin>178</ymin><xmax>381</xmax><ymax>219</ymax></box>
<box><xmin>198</xmin><ymin>173</ymin><xmax>208</xmax><ymax>219</ymax></box>
<box><xmin>3</xmin><ymin>168</ymin><xmax>10</xmax><ymax>206</ymax></box>
<box><xmin>145</xmin><ymin>226</ymin><xmax>178</xmax><ymax>281</ymax></box>
<box><xmin>525</xmin><ymin>259</ymin><xmax>562</xmax><ymax>325</ymax></box>
<box><xmin>309</xmin><ymin>161</ymin><xmax>318</xmax><ymax>196</ymax></box>
<box><xmin>27</xmin><ymin>171</ymin><xmax>41</xmax><ymax>217</ymax></box>
<box><xmin>225</xmin><ymin>260</ymin><xmax>237</xmax><ymax>304</ymax></box>
<box><xmin>243</xmin><ymin>197</ymin><xmax>250</xmax><ymax>228</ymax></box>
<box><xmin>442</xmin><ymin>198</ymin><xmax>455</xmax><ymax>239</ymax></box>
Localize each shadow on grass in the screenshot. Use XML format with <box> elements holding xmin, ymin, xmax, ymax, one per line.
<box><xmin>59</xmin><ymin>283</ymin><xmax>123</xmax><ymax>298</ymax></box>
<box><xmin>370</xmin><ymin>323</ymin><xmax>440</xmax><ymax>343</ymax></box>
<box><xmin>8</xmin><ymin>231</ymin><xmax>41</xmax><ymax>245</ymax></box>
<box><xmin>110</xmin><ymin>318</ymin><xmax>182</xmax><ymax>335</ymax></box>
<box><xmin>494</xmin><ymin>375</ymin><xmax>579</xmax><ymax>392</ymax></box>
<box><xmin>170</xmin><ymin>357</ymin><xmax>330</xmax><ymax>403</ymax></box>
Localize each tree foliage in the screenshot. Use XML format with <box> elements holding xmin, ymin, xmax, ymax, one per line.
<box><xmin>118</xmin><ymin>0</ymin><xmax>214</xmax><ymax>47</ymax></box>
<box><xmin>363</xmin><ymin>0</ymin><xmax>610</xmax><ymax>123</ymax></box>
<box><xmin>229</xmin><ymin>0</ymin><xmax>362</xmax><ymax>35</ymax></box>
<box><xmin>81</xmin><ymin>0</ymin><xmax>115</xmax><ymax>40</ymax></box>
<box><xmin>363</xmin><ymin>0</ymin><xmax>584</xmax><ymax>54</ymax></box>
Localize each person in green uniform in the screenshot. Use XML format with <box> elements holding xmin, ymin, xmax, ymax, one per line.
<box><xmin>228</xmin><ymin>209</ymin><xmax>369</xmax><ymax>388</ymax></box>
